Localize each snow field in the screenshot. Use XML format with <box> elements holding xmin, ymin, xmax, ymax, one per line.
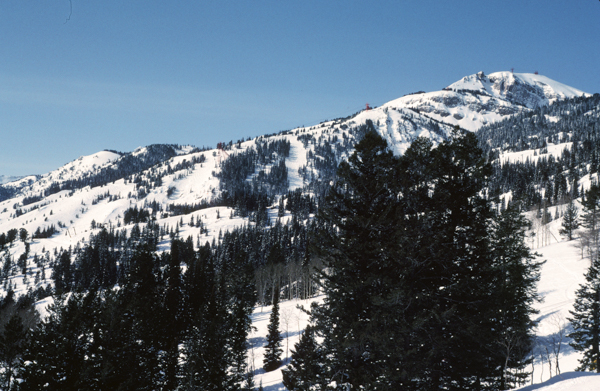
<box><xmin>249</xmin><ymin>295</ymin><xmax>323</xmax><ymax>391</ymax></box>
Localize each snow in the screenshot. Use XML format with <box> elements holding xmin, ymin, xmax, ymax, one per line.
<box><xmin>0</xmin><ymin>175</ymin><xmax>23</xmax><ymax>185</ymax></box>
<box><xmin>285</xmin><ymin>136</ymin><xmax>309</xmax><ymax>191</ymax></box>
<box><xmin>511</xmin><ymin>73</ymin><xmax>590</xmax><ymax>102</ymax></box>
<box><xmin>249</xmin><ymin>295</ymin><xmax>323</xmax><ymax>390</ymax></box>
<box><xmin>516</xmin><ymin>372</ymin><xmax>600</xmax><ymax>391</ymax></box>
<box><xmin>447</xmin><ymin>72</ymin><xmax>590</xmax><ymax>105</ymax></box>
<box><xmin>499</xmin><ymin>142</ymin><xmax>572</xmax><ymax>165</ymax></box>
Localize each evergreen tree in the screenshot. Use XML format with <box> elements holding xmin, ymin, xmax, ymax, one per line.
<box><xmin>243</xmin><ymin>368</ymin><xmax>256</xmax><ymax>391</ymax></box>
<box><xmin>182</xmin><ymin>245</ymin><xmax>231</xmax><ymax>390</ymax></box>
<box><xmin>560</xmin><ymin>198</ymin><xmax>580</xmax><ymax>241</ymax></box>
<box><xmin>163</xmin><ymin>239</ymin><xmax>185</xmax><ymax>390</ymax></box>
<box><xmin>103</xmin><ymin>245</ymin><xmax>164</xmax><ymax>390</ymax></box>
<box><xmin>282</xmin><ymin>325</ymin><xmax>322</xmax><ymax>391</ymax></box>
<box><xmin>489</xmin><ymin>204</ymin><xmax>543</xmax><ymax>389</ymax></box>
<box><xmin>312</xmin><ymin>126</ymin><xmax>540</xmax><ymax>390</ymax></box>
<box><xmin>568</xmin><ymin>254</ymin><xmax>600</xmax><ymax>372</ymax></box>
<box><xmin>263</xmin><ymin>288</ymin><xmax>282</xmax><ymax>372</ymax></box>
<box><xmin>0</xmin><ymin>314</ymin><xmax>27</xmax><ymax>390</ymax></box>
<box><xmin>52</xmin><ymin>250</ymin><xmax>72</xmax><ymax>294</ymax></box>
<box><xmin>18</xmin><ymin>290</ymin><xmax>104</xmax><ymax>390</ymax></box>
<box><xmin>311</xmin><ymin>124</ymin><xmax>405</xmax><ymax>389</ymax></box>
<box><xmin>580</xmin><ymin>184</ymin><xmax>600</xmax><ymax>260</ymax></box>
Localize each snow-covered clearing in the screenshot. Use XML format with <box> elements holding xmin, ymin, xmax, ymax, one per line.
<box><xmin>517</xmin><ymin>372</ymin><xmax>600</xmax><ymax>391</ymax></box>
<box><xmin>249</xmin><ymin>295</ymin><xmax>323</xmax><ymax>390</ymax></box>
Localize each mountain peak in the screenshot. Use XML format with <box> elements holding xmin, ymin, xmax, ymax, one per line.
<box><xmin>446</xmin><ymin>71</ymin><xmax>589</xmax><ymax>108</ymax></box>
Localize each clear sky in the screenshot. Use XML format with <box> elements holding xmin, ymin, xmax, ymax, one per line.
<box><xmin>1</xmin><ymin>0</ymin><xmax>599</xmax><ymax>177</ymax></box>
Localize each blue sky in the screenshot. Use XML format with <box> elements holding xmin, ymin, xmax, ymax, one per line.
<box><xmin>1</xmin><ymin>0</ymin><xmax>599</xmax><ymax>177</ymax></box>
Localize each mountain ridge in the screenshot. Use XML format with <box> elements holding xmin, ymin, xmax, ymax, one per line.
<box><xmin>0</xmin><ymin>70</ymin><xmax>598</xmax><ymax>390</ymax></box>
<box><xmin>3</xmin><ymin>70</ymin><xmax>588</xmax><ymax>200</ymax></box>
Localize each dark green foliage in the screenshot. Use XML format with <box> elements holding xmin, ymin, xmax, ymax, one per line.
<box><xmin>72</xmin><ymin>228</ymin><xmax>119</xmax><ymax>291</ymax></box>
<box><xmin>6</xmin><ymin>229</ymin><xmax>17</xmax><ymax>246</ymax></box>
<box><xmin>123</xmin><ymin>205</ymin><xmax>150</xmax><ymax>225</ymax></box>
<box><xmin>0</xmin><ymin>314</ymin><xmax>27</xmax><ymax>389</ymax></box>
<box><xmin>32</xmin><ymin>224</ymin><xmax>57</xmax><ymax>239</ymax></box>
<box><xmin>312</xmin><ymin>126</ymin><xmax>541</xmax><ymax>390</ymax></box>
<box><xmin>282</xmin><ymin>325</ymin><xmax>322</xmax><ymax>391</ymax></box>
<box><xmin>312</xmin><ymin>124</ymin><xmax>406</xmax><ymax>389</ymax></box>
<box><xmin>263</xmin><ymin>290</ymin><xmax>282</xmax><ymax>372</ymax></box>
<box><xmin>18</xmin><ymin>291</ymin><xmax>104</xmax><ymax>391</ymax></box>
<box><xmin>0</xmin><ymin>289</ymin><xmax>39</xmax><ymax>391</ymax></box>
<box><xmin>52</xmin><ymin>250</ymin><xmax>72</xmax><ymax>295</ymax></box>
<box><xmin>568</xmin><ymin>254</ymin><xmax>600</xmax><ymax>372</ymax></box>
<box><xmin>560</xmin><ymin>198</ymin><xmax>580</xmax><ymax>241</ymax></box>
<box><xmin>19</xmin><ymin>236</ymin><xmax>256</xmax><ymax>391</ymax></box>
<box><xmin>580</xmin><ymin>184</ymin><xmax>600</xmax><ymax>260</ymax></box>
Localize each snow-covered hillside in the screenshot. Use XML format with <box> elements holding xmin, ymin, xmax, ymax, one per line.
<box><xmin>383</xmin><ymin>71</ymin><xmax>590</xmax><ymax>133</ymax></box>
<box><xmin>517</xmin><ymin>372</ymin><xmax>600</xmax><ymax>391</ymax></box>
<box><xmin>0</xmin><ymin>175</ymin><xmax>23</xmax><ymax>185</ymax></box>
<box><xmin>0</xmin><ymin>70</ymin><xmax>595</xmax><ymax>389</ymax></box>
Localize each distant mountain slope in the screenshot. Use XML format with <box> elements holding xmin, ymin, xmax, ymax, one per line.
<box><xmin>0</xmin><ymin>70</ymin><xmax>596</xmax><ymax>390</ymax></box>
<box><xmin>0</xmin><ymin>145</ymin><xmax>199</xmax><ymax>202</ymax></box>
<box><xmin>0</xmin><ymin>175</ymin><xmax>23</xmax><ymax>185</ymax></box>
<box><xmin>0</xmin><ymin>71</ymin><xmax>592</xmax><ymax>261</ymax></box>
<box><xmin>382</xmin><ymin>71</ymin><xmax>590</xmax><ymax>132</ymax></box>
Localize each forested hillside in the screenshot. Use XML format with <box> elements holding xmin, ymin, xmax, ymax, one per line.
<box><xmin>0</xmin><ymin>73</ymin><xmax>599</xmax><ymax>390</ymax></box>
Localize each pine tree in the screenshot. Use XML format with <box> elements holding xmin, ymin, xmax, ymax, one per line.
<box><xmin>560</xmin><ymin>198</ymin><xmax>580</xmax><ymax>241</ymax></box>
<box><xmin>312</xmin><ymin>126</ymin><xmax>541</xmax><ymax>390</ymax></box>
<box><xmin>489</xmin><ymin>204</ymin><xmax>543</xmax><ymax>389</ymax></box>
<box><xmin>18</xmin><ymin>290</ymin><xmax>104</xmax><ymax>390</ymax></box>
<box><xmin>568</xmin><ymin>254</ymin><xmax>600</xmax><ymax>372</ymax></box>
<box><xmin>0</xmin><ymin>314</ymin><xmax>27</xmax><ymax>390</ymax></box>
<box><xmin>263</xmin><ymin>288</ymin><xmax>282</xmax><ymax>372</ymax></box>
<box><xmin>163</xmin><ymin>239</ymin><xmax>185</xmax><ymax>390</ymax></box>
<box><xmin>243</xmin><ymin>369</ymin><xmax>256</xmax><ymax>391</ymax></box>
<box><xmin>311</xmin><ymin>124</ymin><xmax>405</xmax><ymax>389</ymax></box>
<box><xmin>580</xmin><ymin>184</ymin><xmax>600</xmax><ymax>260</ymax></box>
<box><xmin>282</xmin><ymin>325</ymin><xmax>322</xmax><ymax>391</ymax></box>
<box><xmin>182</xmin><ymin>245</ymin><xmax>231</xmax><ymax>390</ymax></box>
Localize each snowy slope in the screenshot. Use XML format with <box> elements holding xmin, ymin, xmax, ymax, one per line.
<box><xmin>516</xmin><ymin>372</ymin><xmax>600</xmax><ymax>391</ymax></box>
<box><xmin>0</xmin><ymin>175</ymin><xmax>23</xmax><ymax>185</ymax></box>
<box><xmin>382</xmin><ymin>71</ymin><xmax>590</xmax><ymax>132</ymax></box>
<box><xmin>0</xmin><ymin>70</ymin><xmax>595</xmax><ymax>389</ymax></box>
<box><xmin>447</xmin><ymin>72</ymin><xmax>588</xmax><ymax>108</ymax></box>
<box><xmin>249</xmin><ymin>295</ymin><xmax>323</xmax><ymax>391</ymax></box>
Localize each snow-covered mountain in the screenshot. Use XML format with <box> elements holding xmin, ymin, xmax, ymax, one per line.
<box><xmin>0</xmin><ymin>71</ymin><xmax>592</xmax><ymax>299</ymax></box>
<box><xmin>0</xmin><ymin>175</ymin><xmax>23</xmax><ymax>185</ymax></box>
<box><xmin>382</xmin><ymin>71</ymin><xmax>589</xmax><ymax>132</ymax></box>
<box><xmin>1</xmin><ymin>71</ymin><xmax>589</xmax><ymax>201</ymax></box>
<box><xmin>0</xmin><ymin>71</ymin><xmax>596</xmax><ymax>389</ymax></box>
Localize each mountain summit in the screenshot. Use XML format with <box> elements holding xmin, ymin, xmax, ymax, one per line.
<box><xmin>448</xmin><ymin>71</ymin><xmax>588</xmax><ymax>107</ymax></box>
<box><xmin>374</xmin><ymin>71</ymin><xmax>589</xmax><ymax>134</ymax></box>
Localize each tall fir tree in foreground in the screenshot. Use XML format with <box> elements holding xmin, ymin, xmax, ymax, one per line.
<box><xmin>312</xmin><ymin>124</ymin><xmax>403</xmax><ymax>389</ymax></box>
<box><xmin>489</xmin><ymin>203</ymin><xmax>543</xmax><ymax>388</ymax></box>
<box><xmin>568</xmin><ymin>254</ymin><xmax>600</xmax><ymax>372</ymax></box>
<box><xmin>263</xmin><ymin>288</ymin><xmax>282</xmax><ymax>372</ymax></box>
